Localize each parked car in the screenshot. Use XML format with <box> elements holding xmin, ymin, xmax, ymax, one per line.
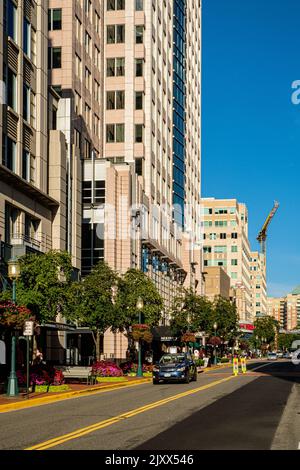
<box><xmin>291</xmin><ymin>348</ymin><xmax>300</xmax><ymax>366</ymax></box>
<box><xmin>267</xmin><ymin>352</ymin><xmax>277</xmax><ymax>361</ymax></box>
<box><xmin>277</xmin><ymin>351</ymin><xmax>283</xmax><ymax>358</ymax></box>
<box><xmin>152</xmin><ymin>353</ymin><xmax>197</xmax><ymax>384</ymax></box>
<box><xmin>283</xmin><ymin>352</ymin><xmax>292</xmax><ymax>359</ymax></box>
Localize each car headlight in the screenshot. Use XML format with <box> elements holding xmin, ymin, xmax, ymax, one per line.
<box><xmin>177</xmin><ymin>366</ymin><xmax>186</xmax><ymax>372</ymax></box>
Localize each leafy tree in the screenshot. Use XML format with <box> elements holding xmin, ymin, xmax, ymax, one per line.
<box><xmin>278</xmin><ymin>333</ymin><xmax>300</xmax><ymax>351</ymax></box>
<box><xmin>67</xmin><ymin>262</ymin><xmax>119</xmax><ymax>360</ymax></box>
<box><xmin>209</xmin><ymin>296</ymin><xmax>239</xmax><ymax>343</ymax></box>
<box><xmin>115</xmin><ymin>269</ymin><xmax>163</xmax><ymax>331</ymax></box>
<box><xmin>254</xmin><ymin>316</ymin><xmax>280</xmax><ymax>345</ymax></box>
<box><xmin>10</xmin><ymin>251</ymin><xmax>75</xmax><ymax>323</ymax></box>
<box><xmin>170</xmin><ymin>288</ymin><xmax>213</xmax><ymax>336</ymax></box>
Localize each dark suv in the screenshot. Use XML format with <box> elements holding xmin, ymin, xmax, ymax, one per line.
<box><xmin>152</xmin><ymin>353</ymin><xmax>197</xmax><ymax>384</ymax></box>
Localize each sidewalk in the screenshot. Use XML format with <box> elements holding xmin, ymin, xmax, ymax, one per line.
<box><xmin>0</xmin><ymin>376</ymin><xmax>151</xmax><ymax>412</ymax></box>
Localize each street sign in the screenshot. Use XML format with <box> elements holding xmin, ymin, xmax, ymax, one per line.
<box><xmin>23</xmin><ymin>321</ymin><xmax>34</xmax><ymax>336</ymax></box>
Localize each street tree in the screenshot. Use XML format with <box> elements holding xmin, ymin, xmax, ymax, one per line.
<box><xmin>209</xmin><ymin>296</ymin><xmax>239</xmax><ymax>342</ymax></box>
<box><xmin>13</xmin><ymin>251</ymin><xmax>74</xmax><ymax>323</ymax></box>
<box><xmin>115</xmin><ymin>269</ymin><xmax>163</xmax><ymax>331</ymax></box>
<box><xmin>254</xmin><ymin>316</ymin><xmax>280</xmax><ymax>345</ymax></box>
<box><xmin>67</xmin><ymin>262</ymin><xmax>119</xmax><ymax>360</ymax></box>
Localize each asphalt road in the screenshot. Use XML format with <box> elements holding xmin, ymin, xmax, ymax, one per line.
<box><xmin>0</xmin><ymin>360</ymin><xmax>299</xmax><ymax>451</ymax></box>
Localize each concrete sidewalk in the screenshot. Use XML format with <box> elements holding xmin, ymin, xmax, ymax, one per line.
<box><xmin>0</xmin><ymin>377</ymin><xmax>151</xmax><ymax>413</ymax></box>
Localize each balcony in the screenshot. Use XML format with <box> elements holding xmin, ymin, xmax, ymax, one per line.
<box><xmin>10</xmin><ymin>233</ymin><xmax>41</xmax><ymax>250</ymax></box>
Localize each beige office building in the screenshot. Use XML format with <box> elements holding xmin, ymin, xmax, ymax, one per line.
<box><xmin>250</xmin><ymin>251</ymin><xmax>267</xmax><ymax>318</ymax></box>
<box><xmin>202</xmin><ymin>198</ymin><xmax>252</xmax><ymax>322</ymax></box>
<box><xmin>47</xmin><ymin>1</ymin><xmax>202</xmax><ymax>359</ymax></box>
<box><xmin>202</xmin><ymin>266</ymin><xmax>231</xmax><ymax>302</ymax></box>
<box><xmin>268</xmin><ymin>286</ymin><xmax>300</xmax><ymax>330</ymax></box>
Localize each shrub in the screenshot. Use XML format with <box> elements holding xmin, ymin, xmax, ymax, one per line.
<box><xmin>16</xmin><ymin>365</ymin><xmax>65</xmax><ymax>386</ymax></box>
<box><xmin>120</xmin><ymin>362</ymin><xmax>153</xmax><ymax>374</ymax></box>
<box><xmin>221</xmin><ymin>357</ymin><xmax>230</xmax><ymax>363</ymax></box>
<box><xmin>91</xmin><ymin>361</ymin><xmax>123</xmax><ymax>377</ymax></box>
<box><xmin>194</xmin><ymin>359</ymin><xmax>204</xmax><ymax>367</ymax></box>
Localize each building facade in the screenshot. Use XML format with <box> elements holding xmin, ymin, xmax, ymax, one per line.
<box><xmin>268</xmin><ymin>286</ymin><xmax>300</xmax><ymax>331</ymax></box>
<box><xmin>202</xmin><ymin>266</ymin><xmax>231</xmax><ymax>302</ymax></box>
<box><xmin>202</xmin><ymin>198</ymin><xmax>252</xmax><ymax>322</ymax></box>
<box><xmin>250</xmin><ymin>251</ymin><xmax>267</xmax><ymax>318</ymax></box>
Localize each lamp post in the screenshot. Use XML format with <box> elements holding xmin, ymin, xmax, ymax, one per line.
<box><xmin>136</xmin><ymin>297</ymin><xmax>144</xmax><ymax>378</ymax></box>
<box><xmin>7</xmin><ymin>257</ymin><xmax>21</xmax><ymax>397</ymax></box>
<box><xmin>213</xmin><ymin>322</ymin><xmax>218</xmax><ymax>365</ymax></box>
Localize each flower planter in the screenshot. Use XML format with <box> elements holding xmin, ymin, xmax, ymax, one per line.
<box><xmin>34</xmin><ymin>385</ymin><xmax>70</xmax><ymax>393</ymax></box>
<box><xmin>96</xmin><ymin>377</ymin><xmax>127</xmax><ymax>383</ymax></box>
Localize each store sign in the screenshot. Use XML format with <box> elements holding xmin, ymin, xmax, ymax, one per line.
<box><xmin>239</xmin><ymin>323</ymin><xmax>254</xmax><ymax>332</ymax></box>
<box><xmin>23</xmin><ymin>321</ymin><xmax>34</xmax><ymax>336</ymax></box>
<box><xmin>161</xmin><ymin>336</ymin><xmax>177</xmax><ymax>342</ymax></box>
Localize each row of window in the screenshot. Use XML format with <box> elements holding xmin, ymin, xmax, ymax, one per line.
<box><xmin>204</xmin><ymin>259</ymin><xmax>238</xmax><ymax>267</ymax></box>
<box><xmin>107</xmin><ymin>0</ymin><xmax>144</xmax><ymax>10</ymax></box>
<box><xmin>2</xmin><ymin>135</ymin><xmax>34</xmax><ymax>183</ymax></box>
<box><xmin>203</xmin><ymin>220</ymin><xmax>237</xmax><ymax>227</ymax></box>
<box><xmin>204</xmin><ymin>207</ymin><xmax>236</xmax><ymax>215</ymax></box>
<box><xmin>203</xmin><ymin>246</ymin><xmax>238</xmax><ymax>254</ymax></box>
<box><xmin>106</xmin><ymin>91</ymin><xmax>144</xmax><ymax>110</ymax></box>
<box><xmin>6</xmin><ymin>0</ymin><xmax>35</xmax><ymax>61</ymax></box>
<box><xmin>203</xmin><ymin>233</ymin><xmax>238</xmax><ymax>240</ymax></box>
<box><xmin>106</xmin><ymin>124</ymin><xmax>144</xmax><ymax>143</ymax></box>
<box><xmin>107</xmin><ymin>57</ymin><xmax>144</xmax><ymax>77</ymax></box>
<box><xmin>106</xmin><ymin>24</ymin><xmax>144</xmax><ymax>44</ymax></box>
<box><xmin>3</xmin><ymin>66</ymin><xmax>36</xmax><ymax>127</ymax></box>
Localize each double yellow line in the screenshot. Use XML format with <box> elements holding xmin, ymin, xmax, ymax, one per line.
<box><xmin>26</xmin><ymin>375</ymin><xmax>235</xmax><ymax>450</ymax></box>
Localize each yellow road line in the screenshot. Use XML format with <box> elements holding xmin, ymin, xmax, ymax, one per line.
<box><xmin>26</xmin><ymin>375</ymin><xmax>236</xmax><ymax>450</ymax></box>
<box><xmin>0</xmin><ymin>379</ymin><xmax>151</xmax><ymax>414</ymax></box>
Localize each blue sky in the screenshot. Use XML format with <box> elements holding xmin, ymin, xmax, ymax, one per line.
<box><xmin>202</xmin><ymin>0</ymin><xmax>300</xmax><ymax>297</ymax></box>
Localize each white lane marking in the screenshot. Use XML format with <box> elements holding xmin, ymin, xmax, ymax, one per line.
<box><xmin>250</xmin><ymin>362</ymin><xmax>275</xmax><ymax>372</ymax></box>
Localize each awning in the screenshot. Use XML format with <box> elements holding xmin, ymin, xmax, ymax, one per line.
<box><xmin>151</xmin><ymin>326</ymin><xmax>178</xmax><ymax>342</ymax></box>
<box><xmin>39</xmin><ymin>322</ymin><xmax>77</xmax><ymax>331</ymax></box>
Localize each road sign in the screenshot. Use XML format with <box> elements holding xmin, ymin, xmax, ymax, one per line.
<box><xmin>23</xmin><ymin>321</ymin><xmax>34</xmax><ymax>336</ymax></box>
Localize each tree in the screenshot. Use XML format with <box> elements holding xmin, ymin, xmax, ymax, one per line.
<box><xmin>254</xmin><ymin>316</ymin><xmax>280</xmax><ymax>345</ymax></box>
<box><xmin>12</xmin><ymin>250</ymin><xmax>75</xmax><ymax>324</ymax></box>
<box><xmin>67</xmin><ymin>262</ymin><xmax>119</xmax><ymax>360</ymax></box>
<box><xmin>115</xmin><ymin>269</ymin><xmax>163</xmax><ymax>331</ymax></box>
<box><xmin>170</xmin><ymin>288</ymin><xmax>213</xmax><ymax>336</ymax></box>
<box><xmin>209</xmin><ymin>296</ymin><xmax>239</xmax><ymax>344</ymax></box>
<box><xmin>278</xmin><ymin>333</ymin><xmax>300</xmax><ymax>351</ymax></box>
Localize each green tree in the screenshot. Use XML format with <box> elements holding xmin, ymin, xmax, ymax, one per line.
<box><xmin>209</xmin><ymin>296</ymin><xmax>239</xmax><ymax>343</ymax></box>
<box><xmin>67</xmin><ymin>262</ymin><xmax>118</xmax><ymax>360</ymax></box>
<box><xmin>254</xmin><ymin>316</ymin><xmax>280</xmax><ymax>345</ymax></box>
<box><xmin>9</xmin><ymin>251</ymin><xmax>75</xmax><ymax>323</ymax></box>
<box><xmin>170</xmin><ymin>288</ymin><xmax>213</xmax><ymax>336</ymax></box>
<box><xmin>115</xmin><ymin>269</ymin><xmax>163</xmax><ymax>331</ymax></box>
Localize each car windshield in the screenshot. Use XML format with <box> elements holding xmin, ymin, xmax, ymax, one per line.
<box><xmin>159</xmin><ymin>354</ymin><xmax>185</xmax><ymax>364</ymax></box>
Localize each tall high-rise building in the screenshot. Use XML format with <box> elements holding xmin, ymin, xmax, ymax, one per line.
<box><xmin>202</xmin><ymin>198</ymin><xmax>252</xmax><ymax>322</ymax></box>
<box><xmin>0</xmin><ymin>0</ymin><xmax>73</xmax><ymax>267</ymax></box>
<box><xmin>250</xmin><ymin>251</ymin><xmax>267</xmax><ymax>318</ymax></box>
<box><xmin>268</xmin><ymin>286</ymin><xmax>300</xmax><ymax>330</ymax></box>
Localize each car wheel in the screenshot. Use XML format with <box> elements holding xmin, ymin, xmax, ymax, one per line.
<box><xmin>184</xmin><ymin>373</ymin><xmax>190</xmax><ymax>384</ymax></box>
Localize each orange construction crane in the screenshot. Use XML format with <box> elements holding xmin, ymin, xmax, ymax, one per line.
<box><xmin>257</xmin><ymin>201</ymin><xmax>279</xmax><ymax>256</ymax></box>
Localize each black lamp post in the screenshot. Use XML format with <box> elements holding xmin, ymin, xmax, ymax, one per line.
<box><xmin>6</xmin><ymin>257</ymin><xmax>20</xmax><ymax>397</ymax></box>
<box><xmin>136</xmin><ymin>297</ymin><xmax>144</xmax><ymax>378</ymax></box>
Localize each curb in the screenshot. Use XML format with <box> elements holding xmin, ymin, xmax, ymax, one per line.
<box><xmin>0</xmin><ymin>378</ymin><xmax>152</xmax><ymax>413</ymax></box>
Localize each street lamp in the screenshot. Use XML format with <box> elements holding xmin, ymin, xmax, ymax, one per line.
<box><xmin>136</xmin><ymin>297</ymin><xmax>144</xmax><ymax>378</ymax></box>
<box><xmin>7</xmin><ymin>257</ymin><xmax>21</xmax><ymax>397</ymax></box>
<box><xmin>213</xmin><ymin>322</ymin><xmax>218</xmax><ymax>365</ymax></box>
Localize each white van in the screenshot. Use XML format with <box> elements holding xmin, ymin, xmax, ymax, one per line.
<box><xmin>291</xmin><ymin>348</ymin><xmax>300</xmax><ymax>365</ymax></box>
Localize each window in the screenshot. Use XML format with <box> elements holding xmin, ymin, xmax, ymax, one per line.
<box><xmin>23</xmin><ymin>18</ymin><xmax>31</xmax><ymax>57</ymax></box>
<box><xmin>85</xmin><ymin>0</ymin><xmax>92</xmax><ymax>19</ymax></box>
<box><xmin>95</xmin><ymin>11</ymin><xmax>100</xmax><ymax>34</ymax></box>
<box><xmin>209</xmin><ymin>233</ymin><xmax>217</xmax><ymax>240</ymax></box>
<box><xmin>2</xmin><ymin>136</ymin><xmax>17</xmax><ymax>172</ymax></box>
<box><xmin>220</xmin><ymin>233</ymin><xmax>227</xmax><ymax>239</ymax></box>
<box><xmin>231</xmin><ymin>272</ymin><xmax>238</xmax><ymax>279</ymax></box>
<box><xmin>231</xmin><ymin>245</ymin><xmax>238</xmax><ymax>252</ymax></box>
<box><xmin>204</xmin><ymin>208</ymin><xmax>212</xmax><ymax>215</ymax></box>
<box><xmin>75</xmin><ymin>15</ymin><xmax>82</xmax><ymax>42</ymax></box>
<box><xmin>85</xmin><ymin>103</ymin><xmax>91</xmax><ymax>128</ymax></box>
<box><xmin>204</xmin><ymin>221</ymin><xmax>212</xmax><ymax>227</ymax></box>
<box><xmin>23</xmin><ymin>84</ymin><xmax>31</xmax><ymax>122</ymax></box>
<box><xmin>135</xmin><ymin>158</ymin><xmax>143</xmax><ymax>176</ymax></box>
<box><xmin>75</xmin><ymin>92</ymin><xmax>82</xmax><ymax>115</ymax></box>
<box><xmin>94</xmin><ymin>80</ymin><xmax>100</xmax><ymax>102</ymax></box>
<box><xmin>135</xmin><ymin>25</ymin><xmax>144</xmax><ymax>44</ymax></box>
<box><xmin>106</xmin><ymin>91</ymin><xmax>125</xmax><ymax>109</ymax></box>
<box><xmin>85</xmin><ymin>67</ymin><xmax>92</xmax><ymax>92</ymax></box>
<box><xmin>231</xmin><ymin>259</ymin><xmax>238</xmax><ymax>266</ymax></box>
<box><xmin>75</xmin><ymin>54</ymin><xmax>82</xmax><ymax>79</ymax></box>
<box><xmin>106</xmin><ymin>57</ymin><xmax>125</xmax><ymax>76</ymax></box>
<box><xmin>107</xmin><ymin>0</ymin><xmax>125</xmax><ymax>10</ymax></box>
<box><xmin>7</xmin><ymin>0</ymin><xmax>18</xmax><ymax>43</ymax></box>
<box><xmin>94</xmin><ymin>114</ymin><xmax>100</xmax><ymax>136</ymax></box>
<box><xmin>203</xmin><ymin>246</ymin><xmax>212</xmax><ymax>254</ymax></box>
<box><xmin>135</xmin><ymin>0</ymin><xmax>143</xmax><ymax>10</ymax></box>
<box><xmin>231</xmin><ymin>233</ymin><xmax>238</xmax><ymax>239</ymax></box>
<box><xmin>135</xmin><ymin>124</ymin><xmax>143</xmax><ymax>143</ymax></box>
<box><xmin>135</xmin><ymin>91</ymin><xmax>143</xmax><ymax>110</ymax></box>
<box><xmin>215</xmin><ymin>220</ymin><xmax>227</xmax><ymax>227</ymax></box>
<box><xmin>22</xmin><ymin>150</ymin><xmax>30</xmax><ymax>181</ymax></box>
<box><xmin>106</xmin><ymin>124</ymin><xmax>125</xmax><ymax>143</ymax></box>
<box><xmin>107</xmin><ymin>25</ymin><xmax>125</xmax><ymax>43</ymax></box>
<box><xmin>94</xmin><ymin>46</ymin><xmax>100</xmax><ymax>68</ymax></box>
<box><xmin>85</xmin><ymin>31</ymin><xmax>91</xmax><ymax>55</ymax></box>
<box><xmin>83</xmin><ymin>181</ymin><xmax>92</xmax><ymax>204</ymax></box>
<box><xmin>48</xmin><ymin>9</ymin><xmax>62</xmax><ymax>30</ymax></box>
<box><xmin>214</xmin><ymin>246</ymin><xmax>227</xmax><ymax>253</ymax></box>
<box><xmin>48</xmin><ymin>47</ymin><xmax>62</xmax><ymax>68</ymax></box>
<box><xmin>95</xmin><ymin>181</ymin><xmax>105</xmax><ymax>203</ymax></box>
<box><xmin>6</xmin><ymin>67</ymin><xmax>17</xmax><ymax>111</ymax></box>
<box><xmin>135</xmin><ymin>58</ymin><xmax>144</xmax><ymax>76</ymax></box>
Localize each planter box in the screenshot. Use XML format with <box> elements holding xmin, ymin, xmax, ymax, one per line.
<box><xmin>35</xmin><ymin>385</ymin><xmax>70</xmax><ymax>393</ymax></box>
<box><xmin>127</xmin><ymin>372</ymin><xmax>152</xmax><ymax>377</ymax></box>
<box><xmin>96</xmin><ymin>377</ymin><xmax>127</xmax><ymax>383</ymax></box>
